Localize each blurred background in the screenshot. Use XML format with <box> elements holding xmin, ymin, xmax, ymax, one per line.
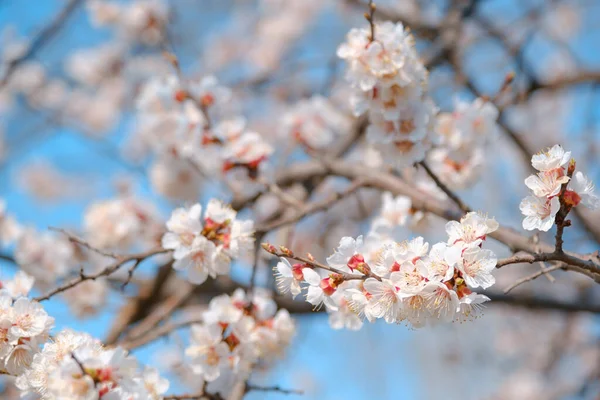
<box><xmin>0</xmin><ymin>0</ymin><xmax>599</xmax><ymax>399</ymax></box>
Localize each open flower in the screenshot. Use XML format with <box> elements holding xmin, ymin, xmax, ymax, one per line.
<box><xmin>456</xmin><ymin>247</ymin><xmax>497</xmax><ymax>289</ymax></box>
<box><xmin>520</xmin><ymin>195</ymin><xmax>560</xmax><ymax>231</ymax></box>
<box><xmin>172</xmin><ymin>235</ymin><xmax>217</xmax><ymax>284</ymax></box>
<box><xmin>524</xmin><ymin>169</ymin><xmax>569</xmax><ymax>198</ymax></box>
<box><xmin>326</xmin><ymin>236</ymin><xmax>366</xmax><ymax>273</ymax></box>
<box><xmin>531</xmin><ymin>144</ymin><xmax>571</xmax><ymax>172</ymax></box>
<box><xmin>422</xmin><ymin>282</ymin><xmax>459</xmax><ymax>323</ymax></box>
<box><xmin>363</xmin><ymin>276</ymin><xmax>403</xmax><ymax>323</ymax></box>
<box><xmin>446</xmin><ymin>212</ymin><xmax>498</xmax><ymax>247</ymax></box>
<box><xmin>163</xmin><ymin>201</ymin><xmax>254</xmax><ymax>284</ymax></box>
<box><xmin>419</xmin><ymin>242</ymin><xmax>461</xmax><ymax>282</ymax></box>
<box><xmin>566</xmin><ymin>171</ymin><xmax>599</xmax><ymax>209</ymax></box>
<box><xmin>274</xmin><ymin>258</ymin><xmax>303</xmax><ymax>298</ymax></box>
<box><xmin>456</xmin><ymin>293</ymin><xmax>490</xmax><ymax>322</ymax></box>
<box><xmin>186</xmin><ymin>324</ymin><xmax>231</xmax><ymax>382</ymax></box>
<box><xmin>302</xmin><ymin>269</ymin><xmax>338</xmax><ymax>310</ymax></box>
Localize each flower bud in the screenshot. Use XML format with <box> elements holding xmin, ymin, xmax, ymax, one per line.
<box><xmin>278</xmin><ymin>245</ymin><xmax>293</xmax><ymax>257</ymax></box>
<box><xmin>261</xmin><ymin>242</ymin><xmax>277</xmax><ymax>254</ymax></box>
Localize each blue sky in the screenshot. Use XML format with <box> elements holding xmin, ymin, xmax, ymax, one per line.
<box><xmin>1</xmin><ymin>0</ymin><xmax>600</xmax><ymax>399</ymax></box>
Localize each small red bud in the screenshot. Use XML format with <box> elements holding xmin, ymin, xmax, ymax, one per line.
<box><xmin>174</xmin><ymin>90</ymin><xmax>188</xmax><ymax>102</ymax></box>
<box><xmin>200</xmin><ymin>93</ymin><xmax>215</xmax><ymax>107</ymax></box>
<box><xmin>261</xmin><ymin>243</ymin><xmax>277</xmax><ymax>254</ymax></box>
<box><xmin>347</xmin><ymin>254</ymin><xmax>365</xmax><ymax>271</ymax></box>
<box><xmin>279</xmin><ymin>246</ymin><xmax>293</xmax><ymax>257</ymax></box>
<box><xmin>563</xmin><ymin>190</ymin><xmax>581</xmax><ymax>207</ymax></box>
<box><xmin>320</xmin><ymin>277</ymin><xmax>337</xmax><ymax>296</ymax></box>
<box><xmin>356</xmin><ymin>262</ymin><xmax>372</xmax><ymax>276</ymax></box>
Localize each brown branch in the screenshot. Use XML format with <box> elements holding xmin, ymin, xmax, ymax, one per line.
<box><xmin>34</xmin><ymin>248</ymin><xmax>170</xmax><ymax>302</ymax></box>
<box><xmin>49</xmin><ymin>227</ymin><xmax>119</xmax><ymax>259</ymax></box>
<box><xmin>255</xmin><ymin>179</ymin><xmax>367</xmax><ymax>235</ymax></box>
<box><xmin>418</xmin><ymin>160</ymin><xmax>471</xmax><ymax>213</ymax></box>
<box><xmin>345</xmin><ymin>0</ymin><xmax>439</xmax><ymax>35</ymax></box>
<box><xmin>242</xmin><ymin>158</ymin><xmax>600</xmax><ymax>282</ymax></box>
<box><xmin>120</xmin><ymin>317</ymin><xmax>203</xmax><ymax>350</ymax></box>
<box><xmin>554</xmin><ymin>161</ymin><xmax>576</xmax><ymax>253</ymax></box>
<box><xmin>164</xmin><ymin>391</ymin><xmax>222</xmax><ymax>400</ymax></box>
<box><xmin>0</xmin><ymin>0</ymin><xmax>83</xmax><ymax>89</ymax></box>
<box><xmin>276</xmin><ymin>288</ymin><xmax>600</xmax><ymax>315</ymax></box>
<box><xmin>245</xmin><ymin>383</ymin><xmax>303</xmax><ymax>396</ymax></box>
<box><xmin>456</xmin><ymin>38</ymin><xmax>600</xmax><ymax>247</ymax></box>
<box><xmin>365</xmin><ymin>0</ymin><xmax>376</xmax><ymax>42</ymax></box>
<box><xmin>248</xmin><ymin>233</ymin><xmax>265</xmax><ymax>299</ymax></box>
<box><xmin>104</xmin><ymin>261</ymin><xmax>174</xmax><ymax>344</ymax></box>
<box><xmin>496</xmin><ymin>252</ymin><xmax>600</xmax><ymax>282</ymax></box>
<box><xmin>123</xmin><ymin>283</ymin><xmax>196</xmax><ymax>342</ymax></box>
<box><xmin>0</xmin><ymin>252</ymin><xmax>15</xmax><ymax>264</ymax></box>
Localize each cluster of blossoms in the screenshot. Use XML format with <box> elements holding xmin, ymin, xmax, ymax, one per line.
<box><xmin>0</xmin><ymin>271</ymin><xmax>172</xmax><ymax>399</ymax></box>
<box><xmin>185</xmin><ymin>289</ymin><xmax>295</xmax><ymax>397</ymax></box>
<box><xmin>1</xmin><ymin>196</ymin><xmax>162</xmax><ymax>317</ymax></box>
<box><xmin>274</xmin><ymin>211</ymin><xmax>499</xmax><ymax>329</ymax></box>
<box><xmin>368</xmin><ymin>190</ymin><xmax>446</xmax><ymax>235</ymax></box>
<box><xmin>17</xmin><ymin>329</ymin><xmax>169</xmax><ymax>399</ymax></box>
<box><xmin>428</xmin><ymin>98</ymin><xmax>499</xmax><ymax>188</ymax></box>
<box><xmin>281</xmin><ymin>95</ymin><xmax>351</xmax><ymax>150</ymax></box>
<box><xmin>162</xmin><ymin>200</ymin><xmax>255</xmax><ymax>284</ymax></box>
<box><xmin>1</xmin><ymin>199</ymin><xmax>74</xmax><ymax>288</ymax></box>
<box><xmin>0</xmin><ymin>265</ymin><xmax>174</xmax><ymax>400</ymax></box>
<box><xmin>520</xmin><ymin>145</ymin><xmax>599</xmax><ymax>231</ymax></box>
<box><xmin>337</xmin><ymin>21</ymin><xmax>437</xmax><ymax>169</ymax></box>
<box><xmin>0</xmin><ymin>9</ymin><xmax>170</xmax><ymax>137</ymax></box>
<box><xmin>0</xmin><ymin>286</ymin><xmax>52</xmax><ymax>375</ymax></box>
<box><xmin>83</xmin><ymin>195</ymin><xmax>164</xmax><ymax>251</ymax></box>
<box><xmin>132</xmin><ymin>74</ymin><xmax>273</xmax><ymax>201</ymax></box>
<box><xmin>87</xmin><ymin>0</ymin><xmax>169</xmax><ymax>45</ymax></box>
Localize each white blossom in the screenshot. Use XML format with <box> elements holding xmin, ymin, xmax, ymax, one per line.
<box><xmin>531</xmin><ymin>144</ymin><xmax>571</xmax><ymax>172</ymax></box>
<box><xmin>445</xmin><ymin>212</ymin><xmax>499</xmax><ymax>247</ymax></box>
<box><xmin>457</xmin><ymin>247</ymin><xmax>497</xmax><ymax>289</ymax></box>
<box><xmin>520</xmin><ymin>195</ymin><xmax>560</xmax><ymax>231</ymax></box>
<box><xmin>567</xmin><ymin>171</ymin><xmax>599</xmax><ymax>209</ymax></box>
<box><xmin>162</xmin><ymin>201</ymin><xmax>255</xmax><ymax>284</ymax></box>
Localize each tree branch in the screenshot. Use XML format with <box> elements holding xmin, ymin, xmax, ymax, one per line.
<box><xmin>0</xmin><ymin>0</ymin><xmax>83</xmax><ymax>89</ymax></box>
<box><xmin>34</xmin><ymin>248</ymin><xmax>170</xmax><ymax>302</ymax></box>
<box><xmin>418</xmin><ymin>160</ymin><xmax>471</xmax><ymax>213</ymax></box>
<box><xmin>503</xmin><ymin>264</ymin><xmax>563</xmax><ymax>294</ymax></box>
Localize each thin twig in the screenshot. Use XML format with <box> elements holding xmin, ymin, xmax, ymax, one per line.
<box><xmin>50</xmin><ymin>227</ymin><xmax>119</xmax><ymax>259</ymax></box>
<box><xmin>121</xmin><ymin>259</ymin><xmax>143</xmax><ymax>290</ymax></box>
<box><xmin>34</xmin><ymin>248</ymin><xmax>170</xmax><ymax>302</ymax></box>
<box><xmin>258</xmin><ymin>177</ymin><xmax>304</xmax><ymax>209</ymax></box>
<box><xmin>365</xmin><ymin>0</ymin><xmax>377</xmax><ymax>41</ymax></box>
<box><xmin>0</xmin><ymin>0</ymin><xmax>83</xmax><ymax>89</ymax></box>
<box><xmin>503</xmin><ymin>264</ymin><xmax>563</xmax><ymax>294</ymax></box>
<box><xmin>262</xmin><ymin>244</ymin><xmax>381</xmax><ymax>282</ymax></box>
<box><xmin>0</xmin><ymin>253</ymin><xmax>16</xmax><ymax>264</ymax></box>
<box><xmin>554</xmin><ymin>160</ymin><xmax>575</xmax><ymax>254</ymax></box>
<box><xmin>123</xmin><ymin>283</ymin><xmax>196</xmax><ymax>341</ymax></box>
<box><xmin>418</xmin><ymin>160</ymin><xmax>471</xmax><ymax>213</ymax></box>
<box><xmin>245</xmin><ymin>383</ymin><xmax>304</xmax><ymax>396</ymax></box>
<box><xmin>255</xmin><ymin>179</ymin><xmax>368</xmax><ymax>235</ymax></box>
<box><xmin>120</xmin><ymin>317</ymin><xmax>203</xmax><ymax>350</ymax></box>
